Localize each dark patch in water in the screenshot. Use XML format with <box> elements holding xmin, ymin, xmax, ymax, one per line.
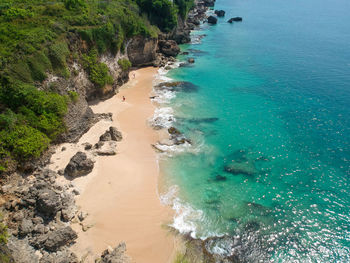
<box><xmin>176</xmin><ymin>117</ymin><xmax>219</xmax><ymax>124</ymax></box>
<box><xmin>187</xmin><ymin>48</ymin><xmax>208</xmax><ymax>56</ymax></box>
<box><xmin>179</xmin><ymin>62</ymin><xmax>195</xmax><ymax>68</ymax></box>
<box><xmin>214</xmin><ymin>174</ymin><xmax>227</xmax><ymax>181</ymax></box>
<box><xmin>155</xmin><ymin>81</ymin><xmax>199</xmax><ymax>93</ymax></box>
<box><xmin>244</xmin><ymin>221</ymin><xmax>260</xmax><ymax>232</ymax></box>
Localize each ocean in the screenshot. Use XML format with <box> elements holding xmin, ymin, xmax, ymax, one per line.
<box><xmin>154</xmin><ymin>0</ymin><xmax>350</xmax><ymax>261</ymax></box>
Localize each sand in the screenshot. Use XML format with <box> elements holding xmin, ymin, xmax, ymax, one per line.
<box><xmin>50</xmin><ymin>67</ymin><xmax>176</xmax><ymax>262</ymax></box>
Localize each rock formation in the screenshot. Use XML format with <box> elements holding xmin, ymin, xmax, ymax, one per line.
<box><xmin>228</xmin><ymin>17</ymin><xmax>243</xmax><ymax>23</ymax></box>
<box><xmin>208</xmin><ymin>16</ymin><xmax>218</xmax><ymax>24</ymax></box>
<box><xmin>64</xmin><ymin>152</ymin><xmax>94</xmax><ymax>178</ymax></box>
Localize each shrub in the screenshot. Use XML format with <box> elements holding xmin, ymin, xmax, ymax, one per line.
<box><xmin>118</xmin><ymin>59</ymin><xmax>132</xmax><ymax>71</ymax></box>
<box><xmin>68</xmin><ymin>90</ymin><xmax>79</xmax><ymax>102</ymax></box>
<box><xmin>48</xmin><ymin>41</ymin><xmax>69</xmax><ymax>76</ymax></box>
<box><xmin>83</xmin><ymin>50</ymin><xmax>113</xmax><ymax>88</ymax></box>
<box><xmin>0</xmin><ymin>125</ymin><xmax>50</xmax><ymax>160</ymax></box>
<box><xmin>136</xmin><ymin>0</ymin><xmax>178</xmax><ymax>32</ymax></box>
<box><xmin>27</xmin><ymin>51</ymin><xmax>52</xmax><ymax>82</ymax></box>
<box><xmin>64</xmin><ymin>0</ymin><xmax>86</xmax><ymax>11</ymax></box>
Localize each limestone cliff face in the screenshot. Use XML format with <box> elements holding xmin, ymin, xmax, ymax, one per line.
<box><xmin>127</xmin><ymin>36</ymin><xmax>158</xmax><ymax>66</ymax></box>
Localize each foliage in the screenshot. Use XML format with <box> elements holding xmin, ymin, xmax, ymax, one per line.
<box><xmin>0</xmin><ymin>80</ymin><xmax>67</xmax><ymax>169</ymax></box>
<box><xmin>0</xmin><ymin>125</ymin><xmax>50</xmax><ymax>160</ymax></box>
<box><xmin>174</xmin><ymin>0</ymin><xmax>194</xmax><ymax>19</ymax></box>
<box><xmin>83</xmin><ymin>50</ymin><xmax>113</xmax><ymax>88</ymax></box>
<box><xmin>136</xmin><ymin>0</ymin><xmax>178</xmax><ymax>32</ymax></box>
<box><xmin>68</xmin><ymin>90</ymin><xmax>79</xmax><ymax>102</ymax></box>
<box><xmin>64</xmin><ymin>0</ymin><xmax>86</xmax><ymax>10</ymax></box>
<box><xmin>118</xmin><ymin>59</ymin><xmax>132</xmax><ymax>71</ymax></box>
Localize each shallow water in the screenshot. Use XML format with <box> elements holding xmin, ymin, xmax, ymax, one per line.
<box><xmin>158</xmin><ymin>0</ymin><xmax>350</xmax><ymax>261</ymax></box>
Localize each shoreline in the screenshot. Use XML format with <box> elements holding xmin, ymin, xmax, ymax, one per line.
<box><xmin>50</xmin><ymin>67</ymin><xmax>177</xmax><ymax>262</ymax></box>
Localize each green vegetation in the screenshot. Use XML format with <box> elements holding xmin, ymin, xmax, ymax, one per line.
<box><xmin>68</xmin><ymin>91</ymin><xmax>79</xmax><ymax>103</ymax></box>
<box><xmin>118</xmin><ymin>59</ymin><xmax>132</xmax><ymax>71</ymax></box>
<box><xmin>0</xmin><ymin>0</ymin><xmax>194</xmax><ymax>172</ymax></box>
<box><xmin>83</xmin><ymin>50</ymin><xmax>113</xmax><ymax>88</ymax></box>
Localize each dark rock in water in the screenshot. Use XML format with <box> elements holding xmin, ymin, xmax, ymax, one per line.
<box><xmin>174</xmin><ymin>137</ymin><xmax>191</xmax><ymax>145</ymax></box>
<box><xmin>168</xmin><ymin>127</ymin><xmax>181</xmax><ymax>135</ymax></box>
<box><xmin>64</xmin><ymin>152</ymin><xmax>94</xmax><ymax>178</ymax></box>
<box><xmin>188</xmin><ymin>58</ymin><xmax>195</xmax><ymax>63</ymax></box>
<box><xmin>109</xmin><ymin>126</ymin><xmax>122</xmax><ymax>141</ymax></box>
<box><xmin>98</xmin><ymin>242</ymin><xmax>130</xmax><ymax>263</ymax></box>
<box><xmin>214</xmin><ymin>174</ymin><xmax>227</xmax><ymax>181</ymax></box>
<box><xmin>215</xmin><ymin>10</ymin><xmax>225</xmax><ymax>17</ymax></box>
<box><xmin>187</xmin><ymin>48</ymin><xmax>208</xmax><ymax>56</ymax></box>
<box><xmin>155</xmin><ymin>81</ymin><xmax>199</xmax><ymax>93</ymax></box>
<box><xmin>181</xmin><ymin>51</ymin><xmax>189</xmax><ymax>55</ymax></box>
<box><xmin>99</xmin><ymin>130</ymin><xmax>112</xmax><ymax>141</ymax></box>
<box><xmin>228</xmin><ymin>17</ymin><xmax>243</xmax><ymax>23</ymax></box>
<box><xmin>208</xmin><ymin>16</ymin><xmax>218</xmax><ymax>24</ymax></box>
<box><xmin>186</xmin><ymin>117</ymin><xmax>219</xmax><ymax>124</ymax></box>
<box><xmin>224</xmin><ymin>161</ymin><xmax>256</xmax><ymax>176</ymax></box>
<box><xmin>158</xmin><ymin>40</ymin><xmax>180</xmax><ymax>57</ymax></box>
<box><xmin>33</xmin><ymin>226</ymin><xmax>77</xmax><ymax>252</ymax></box>
<box><xmin>179</xmin><ymin>62</ymin><xmax>193</xmax><ymax>68</ymax></box>
<box><xmin>36</xmin><ymin>188</ymin><xmax>62</xmax><ymax>218</ymax></box>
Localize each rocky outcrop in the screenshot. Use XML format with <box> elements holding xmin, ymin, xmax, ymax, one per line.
<box><xmin>215</xmin><ymin>10</ymin><xmax>225</xmax><ymax>17</ymax></box>
<box><xmin>158</xmin><ymin>40</ymin><xmax>180</xmax><ymax>57</ymax></box>
<box><xmin>100</xmin><ymin>127</ymin><xmax>122</xmax><ymax>142</ymax></box>
<box><xmin>228</xmin><ymin>17</ymin><xmax>243</xmax><ymax>23</ymax></box>
<box><xmin>127</xmin><ymin>36</ymin><xmax>158</xmax><ymax>67</ymax></box>
<box><xmin>64</xmin><ymin>152</ymin><xmax>94</xmax><ymax>178</ymax></box>
<box><xmin>98</xmin><ymin>243</ymin><xmax>131</xmax><ymax>263</ymax></box>
<box><xmin>203</xmin><ymin>0</ymin><xmax>216</xmax><ymax>7</ymax></box>
<box><xmin>1</xmin><ymin>169</ymin><xmax>80</xmax><ymax>262</ymax></box>
<box><xmin>32</xmin><ymin>226</ymin><xmax>77</xmax><ymax>252</ymax></box>
<box><xmin>208</xmin><ymin>16</ymin><xmax>218</xmax><ymax>24</ymax></box>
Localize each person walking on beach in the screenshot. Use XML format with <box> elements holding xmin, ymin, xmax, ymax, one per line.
<box><xmin>122</xmin><ymin>96</ymin><xmax>126</xmax><ymax>102</ymax></box>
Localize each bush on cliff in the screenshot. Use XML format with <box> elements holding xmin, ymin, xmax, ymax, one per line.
<box><xmin>136</xmin><ymin>0</ymin><xmax>178</xmax><ymax>32</ymax></box>
<box><xmin>83</xmin><ymin>50</ymin><xmax>113</xmax><ymax>88</ymax></box>
<box><xmin>118</xmin><ymin>59</ymin><xmax>132</xmax><ymax>71</ymax></box>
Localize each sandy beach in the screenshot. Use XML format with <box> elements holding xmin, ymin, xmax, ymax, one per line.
<box><xmin>50</xmin><ymin>67</ymin><xmax>176</xmax><ymax>262</ymax></box>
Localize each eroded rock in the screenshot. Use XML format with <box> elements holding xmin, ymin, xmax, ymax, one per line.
<box><xmin>64</xmin><ymin>152</ymin><xmax>94</xmax><ymax>178</ymax></box>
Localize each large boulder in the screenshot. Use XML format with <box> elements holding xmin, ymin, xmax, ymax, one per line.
<box><xmin>158</xmin><ymin>40</ymin><xmax>180</xmax><ymax>57</ymax></box>
<box><xmin>228</xmin><ymin>17</ymin><xmax>243</xmax><ymax>23</ymax></box>
<box><xmin>39</xmin><ymin>250</ymin><xmax>79</xmax><ymax>263</ymax></box>
<box><xmin>109</xmin><ymin>127</ymin><xmax>122</xmax><ymax>141</ymax></box>
<box><xmin>99</xmin><ymin>243</ymin><xmax>130</xmax><ymax>263</ymax></box>
<box><xmin>208</xmin><ymin>16</ymin><xmax>218</xmax><ymax>24</ymax></box>
<box><xmin>36</xmin><ymin>188</ymin><xmax>62</xmax><ymax>218</ymax></box>
<box><xmin>34</xmin><ymin>226</ymin><xmax>77</xmax><ymax>252</ymax></box>
<box><xmin>127</xmin><ymin>36</ymin><xmax>157</xmax><ymax>66</ymax></box>
<box><xmin>215</xmin><ymin>10</ymin><xmax>225</xmax><ymax>17</ymax></box>
<box><xmin>64</xmin><ymin>152</ymin><xmax>94</xmax><ymax>178</ymax></box>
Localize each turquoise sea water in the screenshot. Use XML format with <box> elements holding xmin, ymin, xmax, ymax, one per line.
<box><xmin>158</xmin><ymin>0</ymin><xmax>350</xmax><ymax>261</ymax></box>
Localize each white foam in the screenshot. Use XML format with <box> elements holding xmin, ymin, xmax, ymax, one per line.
<box><xmin>155</xmin><ymin>141</ymin><xmax>192</xmax><ymax>156</ymax></box>
<box><xmin>161</xmin><ymin>185</ymin><xmax>203</xmax><ymax>238</ymax></box>
<box><xmin>149</xmin><ymin>107</ymin><xmax>175</xmax><ymax>129</ymax></box>
<box><xmin>152</xmin><ymin>89</ymin><xmax>176</xmax><ymax>104</ymax></box>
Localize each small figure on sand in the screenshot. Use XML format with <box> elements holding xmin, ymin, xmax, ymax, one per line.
<box><xmin>122</xmin><ymin>96</ymin><xmax>126</xmax><ymax>102</ymax></box>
